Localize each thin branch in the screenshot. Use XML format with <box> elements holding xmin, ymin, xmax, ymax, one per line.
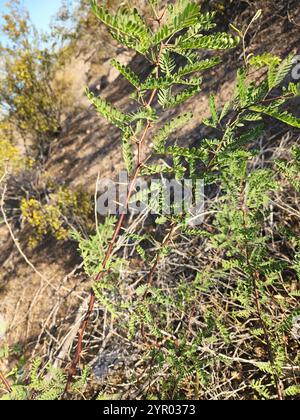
<box><xmin>0</xmin><ymin>371</ymin><xmax>12</xmax><ymax>394</ymax></box>
<box><xmin>65</xmin><ymin>36</ymin><xmax>167</xmax><ymax>394</ymax></box>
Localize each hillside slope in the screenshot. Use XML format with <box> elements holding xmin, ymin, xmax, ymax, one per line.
<box><xmin>1</xmin><ymin>0</ymin><xmax>300</xmax><ymax>397</ymax></box>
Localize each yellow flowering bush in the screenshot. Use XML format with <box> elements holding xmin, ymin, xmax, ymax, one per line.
<box><xmin>21</xmin><ymin>186</ymin><xmax>92</xmax><ymax>247</ymax></box>
<box><xmin>0</xmin><ymin>122</ymin><xmax>26</xmax><ymax>177</ymax></box>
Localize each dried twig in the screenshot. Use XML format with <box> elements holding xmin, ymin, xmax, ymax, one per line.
<box><xmin>0</xmin><ymin>371</ymin><xmax>12</xmax><ymax>394</ymax></box>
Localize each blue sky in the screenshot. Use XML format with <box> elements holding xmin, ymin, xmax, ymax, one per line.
<box><xmin>0</xmin><ymin>0</ymin><xmax>63</xmax><ymax>33</ymax></box>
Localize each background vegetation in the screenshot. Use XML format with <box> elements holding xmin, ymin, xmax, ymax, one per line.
<box><xmin>0</xmin><ymin>0</ymin><xmax>300</xmax><ymax>400</ymax></box>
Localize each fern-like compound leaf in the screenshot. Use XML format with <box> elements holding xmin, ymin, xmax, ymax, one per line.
<box><xmin>153</xmin><ymin>112</ymin><xmax>193</xmax><ymax>153</ymax></box>
<box><xmin>151</xmin><ymin>0</ymin><xmax>201</xmax><ymax>47</ymax></box>
<box><xmin>86</xmin><ymin>89</ymin><xmax>129</xmax><ymax>130</ymax></box>
<box><xmin>91</xmin><ymin>1</ymin><xmax>151</xmax><ymax>53</ymax></box>
<box><xmin>251</xmin><ymin>105</ymin><xmax>300</xmax><ymax>128</ymax></box>
<box><xmin>176</xmin><ymin>57</ymin><xmax>221</xmax><ymax>77</ymax></box>
<box><xmin>111</xmin><ymin>59</ymin><xmax>141</xmax><ymax>88</ymax></box>
<box><xmin>176</xmin><ymin>32</ymin><xmax>239</xmax><ymax>51</ymax></box>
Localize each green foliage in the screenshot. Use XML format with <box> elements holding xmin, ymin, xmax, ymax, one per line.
<box><xmin>71</xmin><ymin>216</ymin><xmax>118</xmax><ymax>277</ymax></box>
<box><xmin>248</xmin><ymin>53</ymin><xmax>294</xmax><ymax>91</ymax></box>
<box><xmin>251</xmin><ymin>379</ymin><xmax>271</xmax><ymax>400</ymax></box>
<box><xmin>153</xmin><ymin>112</ymin><xmax>193</xmax><ymax>153</ymax></box>
<box><xmin>276</xmin><ymin>146</ymin><xmax>300</xmax><ymax>193</ymax></box>
<box><xmin>161</xmin><ymin>84</ymin><xmax>201</xmax><ymax>108</ymax></box>
<box><xmin>122</xmin><ymin>129</ymin><xmax>134</xmax><ymax>174</ymax></box>
<box><xmin>176</xmin><ymin>56</ymin><xmax>222</xmax><ymax>77</ymax></box>
<box><xmin>2</xmin><ymin>0</ymin><xmax>299</xmax><ymax>402</ymax></box>
<box><xmin>176</xmin><ymin>32</ymin><xmax>239</xmax><ymax>50</ymax></box>
<box><xmin>71</xmin><ymin>1</ymin><xmax>300</xmax><ymax>400</ymax></box>
<box><xmin>111</xmin><ymin>59</ymin><xmax>141</xmax><ymax>88</ymax></box>
<box><xmin>284</xmin><ymin>385</ymin><xmax>300</xmax><ymax>397</ymax></box>
<box><xmin>251</xmin><ymin>106</ymin><xmax>300</xmax><ymax>128</ymax></box>
<box><xmin>151</xmin><ymin>0</ymin><xmax>202</xmax><ymax>46</ymax></box>
<box><xmin>86</xmin><ymin>90</ymin><xmax>129</xmax><ymax>130</ymax></box>
<box><xmin>91</xmin><ymin>0</ymin><xmax>151</xmax><ymax>54</ymax></box>
<box><xmin>86</xmin><ymin>0</ymin><xmax>237</xmax><ymax>177</ymax></box>
<box><xmin>1</xmin><ymin>358</ymin><xmax>89</xmax><ymax>400</ymax></box>
<box><xmin>203</xmin><ymin>94</ymin><xmax>218</xmax><ymax>127</ymax></box>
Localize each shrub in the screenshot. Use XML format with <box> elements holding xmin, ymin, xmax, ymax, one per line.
<box><xmin>0</xmin><ymin>0</ymin><xmax>67</xmax><ymax>154</ymax></box>
<box><xmin>1</xmin><ymin>0</ymin><xmax>300</xmax><ymax>401</ymax></box>
<box><xmin>57</xmin><ymin>0</ymin><xmax>300</xmax><ymax>401</ymax></box>
<box><xmin>0</xmin><ymin>354</ymin><xmax>89</xmax><ymax>400</ymax></box>
<box><xmin>21</xmin><ymin>185</ymin><xmax>93</xmax><ymax>247</ymax></box>
<box><xmin>0</xmin><ymin>122</ymin><xmax>26</xmax><ymax>177</ymax></box>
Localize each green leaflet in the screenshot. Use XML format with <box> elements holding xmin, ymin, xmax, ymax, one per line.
<box><xmin>127</xmin><ymin>107</ymin><xmax>158</xmax><ymax>123</ymax></box>
<box><xmin>1</xmin><ymin>358</ymin><xmax>88</xmax><ymax>400</ymax></box>
<box><xmin>284</xmin><ymin>386</ymin><xmax>300</xmax><ymax>397</ymax></box>
<box><xmin>157</xmin><ymin>88</ymin><xmax>172</xmax><ymax>108</ymax></box>
<box><xmin>251</xmin><ymin>379</ymin><xmax>271</xmax><ymax>400</ymax></box>
<box><xmin>235</xmin><ymin>66</ymin><xmax>269</xmax><ymax>108</ymax></box>
<box><xmin>249</xmin><ymin>53</ymin><xmax>295</xmax><ymax>91</ymax></box>
<box><xmin>176</xmin><ymin>57</ymin><xmax>221</xmax><ymax>77</ymax></box>
<box><xmin>140</xmin><ymin>76</ymin><xmax>174</xmax><ymax>91</ymax></box>
<box><xmin>151</xmin><ymin>0</ymin><xmax>201</xmax><ymax>46</ymax></box>
<box><xmin>91</xmin><ymin>1</ymin><xmax>151</xmax><ymax>53</ymax></box>
<box><xmin>122</xmin><ymin>129</ymin><xmax>134</xmax><ymax>174</ymax></box>
<box><xmin>249</xmin><ymin>53</ymin><xmax>281</xmax><ymax>69</ymax></box>
<box><xmin>288</xmin><ymin>82</ymin><xmax>300</xmax><ymax>96</ymax></box>
<box><xmin>71</xmin><ymin>217</ymin><xmax>118</xmax><ymax>277</ymax></box>
<box><xmin>141</xmin><ymin>74</ymin><xmax>202</xmax><ymax>92</ymax></box>
<box><xmin>141</xmin><ymin>162</ymin><xmax>173</xmax><ymax>176</ymax></box>
<box><xmin>206</xmin><ymin>94</ymin><xmax>218</xmax><ymax>128</ymax></box>
<box><xmin>166</xmin><ymin>144</ymin><xmax>207</xmax><ymax>160</ymax></box>
<box><xmin>111</xmin><ymin>59</ymin><xmax>141</xmax><ymax>88</ymax></box>
<box><xmin>276</xmin><ymin>147</ymin><xmax>300</xmax><ymax>192</ymax></box>
<box><xmin>268</xmin><ymin>55</ymin><xmax>294</xmax><ymax>90</ymax></box>
<box><xmin>86</xmin><ymin>89</ymin><xmax>129</xmax><ymax>130</ymax></box>
<box><xmin>219</xmin><ymin>101</ymin><xmax>231</xmax><ymax>122</ymax></box>
<box><xmin>159</xmin><ymin>51</ymin><xmax>176</xmax><ymax>77</ymax></box>
<box><xmin>176</xmin><ymin>32</ymin><xmax>239</xmax><ymax>50</ymax></box>
<box><xmin>153</xmin><ymin>112</ymin><xmax>193</xmax><ymax>153</ymax></box>
<box><xmin>251</xmin><ymin>105</ymin><xmax>300</xmax><ymax>128</ymax></box>
<box><xmin>163</xmin><ymin>84</ymin><xmax>201</xmax><ymax>108</ymax></box>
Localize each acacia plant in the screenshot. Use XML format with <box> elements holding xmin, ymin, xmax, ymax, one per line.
<box><xmin>58</xmin><ymin>0</ymin><xmax>300</xmax><ymax>400</ymax></box>
<box><xmin>3</xmin><ymin>0</ymin><xmax>299</xmax><ymax>401</ymax></box>
<box><xmin>65</xmin><ymin>0</ymin><xmax>240</xmax><ymax>391</ymax></box>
